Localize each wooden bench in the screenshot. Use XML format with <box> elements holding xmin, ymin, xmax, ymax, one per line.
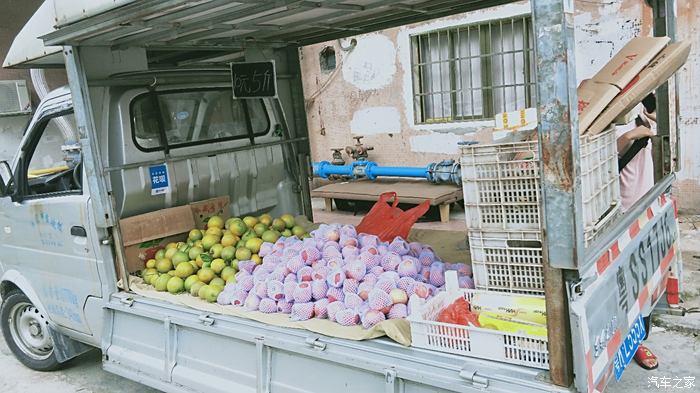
<box><xmin>310</xmin><ymin>179</ymin><xmax>463</xmax><ymax>223</ymax></box>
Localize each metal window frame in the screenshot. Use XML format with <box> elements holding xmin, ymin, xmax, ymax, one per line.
<box><xmin>410</xmin><ymin>15</ymin><xmax>535</xmax><ymax>124</ymax></box>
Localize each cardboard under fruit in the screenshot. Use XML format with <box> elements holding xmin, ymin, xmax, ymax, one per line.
<box><xmin>592</xmin><ymin>36</ymin><xmax>670</xmax><ymax>89</ymax></box>
<box><xmin>128</xmin><ymin>276</ymin><xmax>412</xmax><ymax>345</ymax></box>
<box><xmin>120</xmin><ymin>205</ymin><xmax>195</xmax><ymax>273</ymax></box>
<box><xmin>587</xmin><ymin>41</ymin><xmax>691</xmax><ymax>135</ymax></box>
<box><xmin>190</xmin><ymin>196</ymin><xmax>231</xmax><ymax>229</ymax></box>
<box><xmin>577</xmin><ymin>79</ymin><xmax>620</xmax><ymax>133</ymax></box>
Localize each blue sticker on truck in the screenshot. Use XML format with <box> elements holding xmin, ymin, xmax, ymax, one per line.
<box><xmin>149</xmin><ymin>164</ymin><xmax>169</xmax><ymax>195</ymax></box>
<box><xmin>613</xmin><ymin>315</ymin><xmax>646</xmax><ymax>381</ymax></box>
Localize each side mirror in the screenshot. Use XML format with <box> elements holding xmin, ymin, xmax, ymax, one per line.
<box><xmin>0</xmin><ymin>160</ymin><xmax>15</xmax><ymax>197</ymax></box>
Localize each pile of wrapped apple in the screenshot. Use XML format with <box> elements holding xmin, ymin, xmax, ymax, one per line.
<box><xmin>219</xmin><ymin>223</ymin><xmax>475</xmax><ymax>329</ymax></box>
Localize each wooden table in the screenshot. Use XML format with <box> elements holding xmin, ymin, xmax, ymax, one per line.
<box><xmin>310</xmin><ymin>179</ymin><xmax>463</xmax><ymax>223</ymax></box>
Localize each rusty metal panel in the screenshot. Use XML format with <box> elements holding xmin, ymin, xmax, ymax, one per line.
<box><xmin>532</xmin><ymin>0</ymin><xmax>585</xmax><ymax>271</ymax></box>
<box><xmin>531</xmin><ymin>0</ymin><xmax>579</xmax><ymax>387</ymax></box>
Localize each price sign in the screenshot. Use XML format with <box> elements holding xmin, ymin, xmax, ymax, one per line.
<box><xmin>231</xmin><ymin>61</ymin><xmax>277</xmax><ymax>98</ymax></box>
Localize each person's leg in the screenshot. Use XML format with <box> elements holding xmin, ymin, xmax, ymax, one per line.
<box><xmin>634</xmin><ymin>316</ymin><xmax>659</xmax><ymax>370</ymax></box>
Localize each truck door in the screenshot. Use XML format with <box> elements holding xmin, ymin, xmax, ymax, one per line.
<box><xmin>0</xmin><ymin>109</ymin><xmax>101</xmax><ymax>335</ymax></box>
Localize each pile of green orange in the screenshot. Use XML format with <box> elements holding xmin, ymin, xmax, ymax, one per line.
<box><xmin>140</xmin><ymin>213</ymin><xmax>308</xmax><ymax>302</ymax></box>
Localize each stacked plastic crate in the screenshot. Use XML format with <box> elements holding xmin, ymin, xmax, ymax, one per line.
<box><xmin>408</xmin><ymin>127</ymin><xmax>620</xmax><ymax>368</ymax></box>
<box><xmin>460</xmin><ymin>126</ymin><xmax>621</xmax><ymax>295</ymax></box>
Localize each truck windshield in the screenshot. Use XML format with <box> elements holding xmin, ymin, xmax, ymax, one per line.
<box><xmin>131</xmin><ymin>88</ymin><xmax>269</xmax><ymax>151</ymax></box>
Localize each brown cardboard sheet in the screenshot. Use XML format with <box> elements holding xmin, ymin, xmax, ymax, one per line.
<box><xmin>587</xmin><ymin>41</ymin><xmax>691</xmax><ymax>135</ymax></box>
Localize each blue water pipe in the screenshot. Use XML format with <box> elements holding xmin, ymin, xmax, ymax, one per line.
<box><xmin>313</xmin><ymin>159</ymin><xmax>461</xmax><ymax>185</ymax></box>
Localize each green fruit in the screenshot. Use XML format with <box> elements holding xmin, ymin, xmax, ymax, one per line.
<box><xmin>242</xmin><ymin>216</ymin><xmax>258</xmax><ymax>229</ymax></box>
<box><xmin>197</xmin><ymin>268</ymin><xmax>215</xmax><ymax>284</ymax></box>
<box><xmin>245</xmin><ymin>238</ymin><xmax>263</xmax><ymax>254</ymax></box>
<box><xmin>281</xmin><ymin>229</ymin><xmax>292</xmax><ymax>237</ymax></box>
<box><xmin>167</xmin><ymin>270</ymin><xmax>177</xmax><ymax>276</ymax></box>
<box><xmin>207</xmin><ymin>215</ymin><xmax>225</xmax><ymax>229</ymax></box>
<box><xmin>178</xmin><ymin>243</ymin><xmax>191</xmax><ymax>253</ymax></box>
<box><xmin>188</xmin><ymin>229</ymin><xmax>203</xmax><ymax>242</ymax></box>
<box><xmin>188</xmin><ymin>246</ymin><xmax>204</xmax><ymax>260</ymax></box>
<box><xmin>225</xmin><ymin>275</ymin><xmax>237</xmax><ymax>285</ymax></box>
<box><xmin>261</xmin><ymin>230</ymin><xmax>280</xmax><ymax>243</ymax></box>
<box><xmin>229</xmin><ymin>220</ymin><xmax>247</xmax><ymax>237</ymax></box>
<box><xmin>155</xmin><ymin>249</ymin><xmax>166</xmax><ymax>260</ymax></box>
<box><xmin>154</xmin><ymin>274</ymin><xmax>171</xmax><ymax>291</ymax></box>
<box><xmin>167</xmin><ymin>276</ymin><xmax>185</xmax><ymax>294</ymax></box>
<box><xmin>291</xmin><ymin>226</ymin><xmax>306</xmax><ymax>238</ymax></box>
<box><xmin>220</xmin><ymin>235</ymin><xmax>237</xmax><ymax>247</ymax></box>
<box><xmin>175</xmin><ymin>262</ymin><xmax>195</xmax><ymax>278</ymax></box>
<box><xmin>209</xmin><ymin>243</ymin><xmax>223</xmax><ymax>258</ymax></box>
<box><xmin>184</xmin><ymin>275</ymin><xmax>200</xmax><ymax>291</ymax></box>
<box><xmin>145</xmin><ymin>259</ymin><xmax>157</xmax><ymax>269</ymax></box>
<box><xmin>201</xmin><ymin>234</ymin><xmax>219</xmax><ymax>251</ymax></box>
<box><xmin>271</xmin><ymin>218</ymin><xmax>286</xmax><ymax>232</ymax></box>
<box><xmin>220</xmin><ymin>266</ymin><xmax>236</xmax><ymax>282</ymax></box>
<box><xmin>189</xmin><ymin>260</ymin><xmax>199</xmax><ymax>272</ymax></box>
<box><xmin>166</xmin><ymin>242</ymin><xmax>178</xmax><ymax>250</ymax></box>
<box><xmin>142</xmin><ymin>268</ymin><xmax>158</xmax><ymax>284</ymax></box>
<box><xmin>148</xmin><ymin>272</ymin><xmax>160</xmax><ymax>285</ymax></box>
<box><xmin>225</xmin><ymin>217</ymin><xmax>240</xmax><ymax>230</ymax></box>
<box><xmin>172</xmin><ymin>251</ymin><xmax>189</xmax><ymax>267</ymax></box>
<box><xmin>156</xmin><ymin>258</ymin><xmax>173</xmax><ymax>273</ymax></box>
<box><xmin>253</xmin><ymin>223</ymin><xmax>268</xmax><ymax>236</ymax></box>
<box><xmin>236</xmin><ymin>240</ymin><xmax>246</xmax><ymax>248</ymax></box>
<box><xmin>221</xmin><ymin>246</ymin><xmax>235</xmax><ymax>261</ymax></box>
<box><xmin>251</xmin><ymin>254</ymin><xmax>261</xmax><ymax>265</ymax></box>
<box><xmin>198</xmin><ymin>284</ymin><xmax>210</xmax><ymax>299</ymax></box>
<box><xmin>235</xmin><ymin>247</ymin><xmax>252</xmax><ymax>261</ymax></box>
<box><xmin>211</xmin><ymin>258</ymin><xmax>226</xmax><ymax>274</ymax></box>
<box><xmin>280</xmin><ymin>214</ymin><xmax>295</xmax><ymax>229</ymax></box>
<box><xmin>241</xmin><ymin>230</ymin><xmax>257</xmax><ymax>242</ymax></box>
<box><xmin>210</xmin><ymin>277</ymin><xmax>225</xmax><ymax>288</ymax></box>
<box><xmin>231</xmin><ymin>259</ymin><xmax>239</xmax><ymax>270</ymax></box>
<box><xmin>164</xmin><ymin>247</ymin><xmax>178</xmax><ymax>260</ymax></box>
<box><xmin>204</xmin><ymin>286</ymin><xmax>220</xmax><ymax>303</ymax></box>
<box><xmin>190</xmin><ymin>281</ymin><xmax>205</xmax><ymax>296</ymax></box>
<box><xmin>259</xmin><ymin>214</ymin><xmax>273</xmax><ymax>227</ymax></box>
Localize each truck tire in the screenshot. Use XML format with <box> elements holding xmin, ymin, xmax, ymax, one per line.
<box><xmin>1</xmin><ymin>290</ymin><xmax>62</xmax><ymax>371</ymax></box>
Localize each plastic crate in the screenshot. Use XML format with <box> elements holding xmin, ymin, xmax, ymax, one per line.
<box><xmin>460</xmin><ymin>126</ymin><xmax>620</xmax><ymax>238</ymax></box>
<box><xmin>409</xmin><ymin>272</ymin><xmax>549</xmax><ymax>369</ymax></box>
<box><xmin>468</xmin><ymin>230</ymin><xmax>544</xmax><ymax>295</ymax></box>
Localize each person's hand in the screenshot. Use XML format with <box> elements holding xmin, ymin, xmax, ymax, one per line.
<box><xmin>644</xmin><ymin>110</ymin><xmax>657</xmax><ymax>123</ymax></box>
<box><xmin>624</xmin><ymin>126</ymin><xmax>654</xmax><ymax>141</ymax></box>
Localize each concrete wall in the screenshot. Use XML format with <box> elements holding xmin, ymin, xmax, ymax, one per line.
<box><xmin>301</xmin><ymin>0</ymin><xmax>651</xmax><ymax>162</ymax></box>
<box><xmin>300</xmin><ymin>0</ymin><xmax>700</xmax><ymax>212</ymax></box>
<box><xmin>0</xmin><ymin>0</ymin><xmax>67</xmax><ymax>163</ymax></box>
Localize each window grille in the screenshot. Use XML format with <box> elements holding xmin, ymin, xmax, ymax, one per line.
<box><xmin>410</xmin><ymin>16</ymin><xmax>536</xmax><ymax>124</ymax></box>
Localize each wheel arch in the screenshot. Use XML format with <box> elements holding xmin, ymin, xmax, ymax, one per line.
<box><xmin>0</xmin><ymin>270</ymin><xmax>53</xmax><ymax>327</ymax></box>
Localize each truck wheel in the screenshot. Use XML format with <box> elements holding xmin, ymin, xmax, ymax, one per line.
<box><xmin>1</xmin><ymin>290</ymin><xmax>62</xmax><ymax>371</ymax></box>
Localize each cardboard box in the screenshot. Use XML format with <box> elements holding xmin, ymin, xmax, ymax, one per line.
<box><xmin>587</xmin><ymin>41</ymin><xmax>691</xmax><ymax>135</ymax></box>
<box><xmin>592</xmin><ymin>36</ymin><xmax>670</xmax><ymax>89</ymax></box>
<box><xmin>189</xmin><ymin>196</ymin><xmax>231</xmax><ymax>229</ymax></box>
<box><xmin>120</xmin><ymin>205</ymin><xmax>195</xmax><ymax>272</ymax></box>
<box><xmin>577</xmin><ymin>79</ymin><xmax>621</xmax><ymax>133</ymax></box>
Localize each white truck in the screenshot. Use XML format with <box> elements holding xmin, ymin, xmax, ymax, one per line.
<box><xmin>0</xmin><ymin>1</ymin><xmax>685</xmax><ymax>392</ymax></box>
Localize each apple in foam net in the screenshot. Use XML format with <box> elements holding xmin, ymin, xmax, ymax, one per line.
<box><xmin>389</xmin><ymin>288</ymin><xmax>408</xmax><ymax>305</ymax></box>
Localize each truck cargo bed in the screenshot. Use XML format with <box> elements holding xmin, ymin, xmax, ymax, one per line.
<box><xmin>104</xmin><ymin>291</ymin><xmax>569</xmax><ymax>393</ymax></box>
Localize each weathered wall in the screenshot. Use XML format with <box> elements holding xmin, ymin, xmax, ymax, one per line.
<box><xmin>673</xmin><ymin>0</ymin><xmax>700</xmax><ymax>213</ymax></box>
<box><xmin>301</xmin><ymin>0</ymin><xmax>652</xmax><ymax>168</ymax></box>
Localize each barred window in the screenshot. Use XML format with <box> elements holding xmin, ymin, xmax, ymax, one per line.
<box><xmin>410</xmin><ymin>16</ymin><xmax>536</xmax><ymax>124</ymax></box>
